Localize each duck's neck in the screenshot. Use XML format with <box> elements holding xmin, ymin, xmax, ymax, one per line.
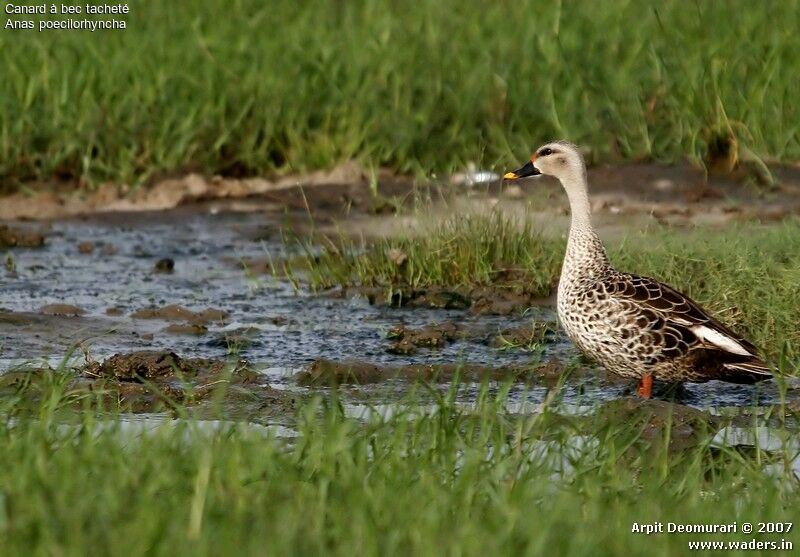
<box><xmin>560</xmin><ymin>174</ymin><xmax>611</xmax><ymax>281</ymax></box>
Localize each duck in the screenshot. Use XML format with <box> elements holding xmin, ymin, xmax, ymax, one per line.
<box><xmin>503</xmin><ymin>141</ymin><xmax>771</xmax><ymax>398</ymax></box>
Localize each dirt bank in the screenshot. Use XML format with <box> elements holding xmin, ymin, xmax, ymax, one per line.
<box><xmin>2</xmin><ymin>162</ymin><xmax>800</xmax><ymax>231</ymax></box>
<box><xmin>297</xmin><ymin>357</ymin><xmax>599</xmax><ymax>386</ymax></box>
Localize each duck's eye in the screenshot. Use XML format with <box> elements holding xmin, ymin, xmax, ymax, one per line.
<box><xmin>539</xmin><ymin>148</ymin><xmax>553</xmax><ymax>157</ymax></box>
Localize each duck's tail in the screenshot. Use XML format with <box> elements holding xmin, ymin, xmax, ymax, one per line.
<box><xmin>721</xmin><ymin>358</ymin><xmax>772</xmax><ymax>383</ymax></box>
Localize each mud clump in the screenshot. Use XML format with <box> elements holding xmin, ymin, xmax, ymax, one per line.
<box><xmin>386</xmin><ymin>322</ymin><xmax>459</xmax><ymax>354</ymax></box>
<box><xmin>73</xmin><ymin>351</ymin><xmax>289</xmax><ymax>416</ymax></box>
<box><xmin>352</xmin><ymin>287</ymin><xmax>470</xmax><ymax>310</ymax></box>
<box><xmin>490</xmin><ymin>322</ymin><xmax>555</xmax><ymax>349</ymax></box>
<box><xmin>298</xmin><ymin>358</ymin><xmax>572</xmax><ymax>386</ymax></box>
<box><xmin>469</xmin><ymin>290</ymin><xmax>551</xmax><ymax>316</ymax></box>
<box><xmin>39</xmin><ymin>303</ymin><xmax>86</xmax><ymax>317</ymax></box>
<box><xmin>1</xmin><ymin>351</ymin><xmax>290</xmax><ymax>416</ymax></box>
<box><xmin>164</xmin><ymin>323</ymin><xmax>208</xmax><ymax>335</ymax></box>
<box><xmin>592</xmin><ymin>397</ymin><xmax>720</xmax><ymax>452</ymax></box>
<box><xmin>344</xmin><ymin>285</ymin><xmax>553</xmax><ymax>315</ymax></box>
<box><xmin>154</xmin><ymin>258</ymin><xmax>175</xmax><ymax>273</ymax></box>
<box><xmin>206</xmin><ymin>327</ymin><xmax>263</xmax><ymax>351</ymax></box>
<box><xmin>237</xmin><ymin>257</ymin><xmax>272</xmax><ymax>275</ymax></box>
<box><xmin>391</xmin><ymin>289</ymin><xmax>471</xmax><ymax>310</ymax></box>
<box><xmin>300</xmin><ymin>359</ymin><xmax>387</xmax><ymax>385</ymax></box>
<box><xmin>78</xmin><ymin>241</ymin><xmax>95</xmax><ymax>254</ymax></box>
<box><xmin>384</xmin><ymin>320</ymin><xmax>556</xmax><ymax>355</ymax></box>
<box><xmin>786</xmin><ymin>400</ymin><xmax>800</xmax><ymax>418</ymax></box>
<box><xmin>0</xmin><ymin>225</ymin><xmax>46</xmax><ymax>248</ymax></box>
<box><xmin>84</xmin><ymin>350</ymin><xmax>250</xmax><ymax>382</ymax></box>
<box><xmin>131</xmin><ymin>304</ymin><xmax>227</xmax><ymax>325</ymax></box>
<box><xmin>531</xmin><ymin>360</ymin><xmax>571</xmax><ymax>382</ymax></box>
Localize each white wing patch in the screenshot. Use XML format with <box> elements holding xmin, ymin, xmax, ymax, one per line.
<box><xmin>691</xmin><ymin>325</ymin><xmax>752</xmax><ymax>356</ymax></box>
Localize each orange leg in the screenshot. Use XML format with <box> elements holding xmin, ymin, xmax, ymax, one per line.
<box><xmin>636</xmin><ymin>374</ymin><xmax>653</xmax><ymax>399</ymax></box>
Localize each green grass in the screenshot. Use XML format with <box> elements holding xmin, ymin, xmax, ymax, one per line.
<box><xmin>2</xmin><ymin>0</ymin><xmax>800</xmax><ymax>190</ymax></box>
<box><xmin>0</xmin><ymin>381</ymin><xmax>798</xmax><ymax>556</ymax></box>
<box><xmin>299</xmin><ymin>212</ymin><xmax>565</xmax><ymax>296</ymax></box>
<box><xmin>296</xmin><ymin>213</ymin><xmax>800</xmax><ymax>361</ymax></box>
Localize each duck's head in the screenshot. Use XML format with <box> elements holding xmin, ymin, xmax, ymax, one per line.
<box><xmin>503</xmin><ymin>141</ymin><xmax>586</xmax><ymax>185</ymax></box>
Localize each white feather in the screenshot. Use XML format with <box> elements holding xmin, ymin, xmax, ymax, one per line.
<box><xmin>691</xmin><ymin>325</ymin><xmax>752</xmax><ymax>356</ymax></box>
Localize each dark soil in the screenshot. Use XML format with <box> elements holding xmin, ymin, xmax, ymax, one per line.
<box><xmin>130</xmin><ymin>305</ymin><xmax>228</xmax><ymax>325</ymax></box>
<box><xmin>384</xmin><ymin>321</ymin><xmax>555</xmax><ymax>355</ymax></box>
<box><xmin>78</xmin><ymin>241</ymin><xmax>95</xmax><ymax>254</ymax></box>
<box><xmin>0</xmin><ymin>224</ymin><xmax>46</xmax><ymax>248</ymax></box>
<box><xmin>335</xmin><ymin>285</ymin><xmax>553</xmax><ymax>316</ymax></box>
<box><xmin>490</xmin><ymin>322</ymin><xmax>555</xmax><ymax>348</ymax></box>
<box><xmin>84</xmin><ymin>350</ymin><xmax>249</xmax><ymax>384</ymax></box>
<box><xmin>1</xmin><ymin>350</ymin><xmax>295</xmax><ymax>418</ymax></box>
<box><xmin>297</xmin><ymin>357</ymin><xmax>576</xmax><ymax>386</ymax></box>
<box><xmin>592</xmin><ymin>397</ymin><xmax>721</xmax><ymax>452</ymax></box>
<box><xmin>153</xmin><ymin>258</ymin><xmax>175</xmax><ymax>273</ymax></box>
<box><xmin>3</xmin><ymin>160</ymin><xmax>800</xmax><ymax>227</ymax></box>
<box><xmin>386</xmin><ymin>322</ymin><xmax>461</xmax><ymax>354</ymax></box>
<box><xmin>39</xmin><ymin>304</ymin><xmax>86</xmax><ymax>317</ymax></box>
<box><xmin>164</xmin><ymin>323</ymin><xmax>209</xmax><ymax>336</ymax></box>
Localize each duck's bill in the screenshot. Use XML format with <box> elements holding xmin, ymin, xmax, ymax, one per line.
<box><xmin>503</xmin><ymin>160</ymin><xmax>541</xmax><ymax>180</ymax></box>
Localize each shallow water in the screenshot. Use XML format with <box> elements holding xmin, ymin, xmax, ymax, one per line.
<box><xmin>0</xmin><ymin>210</ymin><xmax>795</xmax><ymax>411</ymax></box>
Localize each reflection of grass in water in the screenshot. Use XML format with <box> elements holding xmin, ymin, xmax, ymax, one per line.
<box><xmin>3</xmin><ymin>0</ymin><xmax>800</xmax><ymax>190</ymax></box>
<box><xmin>0</xmin><ymin>378</ymin><xmax>798</xmax><ymax>555</ymax></box>
<box><xmin>298</xmin><ymin>213</ymin><xmax>800</xmax><ymax>361</ymax></box>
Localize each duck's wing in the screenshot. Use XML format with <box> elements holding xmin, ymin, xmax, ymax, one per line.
<box><xmin>603</xmin><ymin>273</ymin><xmax>771</xmax><ymax>381</ymax></box>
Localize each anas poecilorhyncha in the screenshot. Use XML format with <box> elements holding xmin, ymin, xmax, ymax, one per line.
<box><xmin>504</xmin><ymin>141</ymin><xmax>771</xmax><ymax>398</ymax></box>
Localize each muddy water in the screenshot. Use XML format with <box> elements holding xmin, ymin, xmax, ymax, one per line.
<box><xmin>0</xmin><ymin>210</ymin><xmax>795</xmax><ymax>414</ymax></box>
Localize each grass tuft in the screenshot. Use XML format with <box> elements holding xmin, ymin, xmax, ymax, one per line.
<box><xmin>298</xmin><ymin>211</ymin><xmax>563</xmax><ymax>297</ymax></box>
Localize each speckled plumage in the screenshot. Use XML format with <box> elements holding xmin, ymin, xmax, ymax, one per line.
<box><xmin>511</xmin><ymin>141</ymin><xmax>771</xmax><ymax>386</ymax></box>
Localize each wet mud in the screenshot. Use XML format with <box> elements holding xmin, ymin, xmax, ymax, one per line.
<box><xmin>383</xmin><ymin>321</ymin><xmax>554</xmax><ymax>355</ymax></box>
<box><xmin>593</xmin><ymin>397</ymin><xmax>721</xmax><ymax>452</ymax></box>
<box><xmin>490</xmin><ymin>322</ymin><xmax>555</xmax><ymax>348</ymax></box>
<box><xmin>0</xmin><ymin>224</ymin><xmax>47</xmax><ymax>248</ymax></box>
<box><xmin>386</xmin><ymin>322</ymin><xmax>463</xmax><ymax>354</ymax></box>
<box><xmin>333</xmin><ymin>285</ymin><xmax>552</xmax><ymax>316</ymax></box>
<box><xmin>39</xmin><ymin>303</ymin><xmax>86</xmax><ymax>316</ymax></box>
<box><xmin>3</xmin><ymin>161</ymin><xmax>800</xmax><ymax>227</ymax></box>
<box><xmin>130</xmin><ymin>305</ymin><xmax>228</xmax><ymax>325</ymax></box>
<box><xmin>1</xmin><ymin>192</ymin><xmax>797</xmax><ymax>428</ymax></box>
<box><xmin>297</xmin><ymin>357</ymin><xmax>573</xmax><ymax>386</ymax></box>
<box><xmin>2</xmin><ymin>350</ymin><xmax>295</xmax><ymax>419</ymax></box>
<box><xmin>164</xmin><ymin>323</ymin><xmax>209</xmax><ymax>336</ymax></box>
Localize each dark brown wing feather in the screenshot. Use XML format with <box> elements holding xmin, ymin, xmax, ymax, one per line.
<box><xmin>605</xmin><ymin>273</ymin><xmax>770</xmax><ymax>382</ymax></box>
